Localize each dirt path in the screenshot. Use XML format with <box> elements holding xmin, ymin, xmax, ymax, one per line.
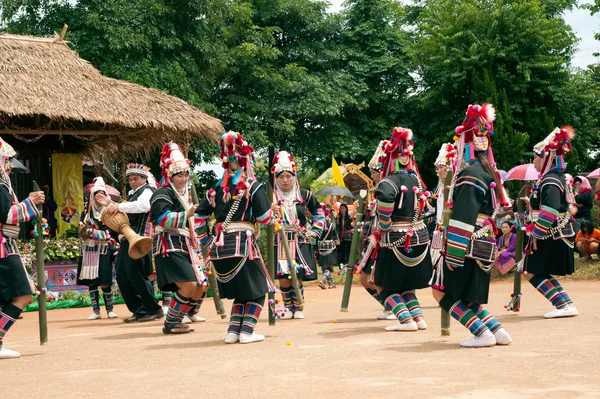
<box><xmin>4</xmin><ymin>280</ymin><xmax>600</xmax><ymax>399</ymax></box>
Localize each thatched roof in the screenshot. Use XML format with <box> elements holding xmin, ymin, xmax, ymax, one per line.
<box><xmin>0</xmin><ymin>33</ymin><xmax>222</xmax><ymax>157</ymax></box>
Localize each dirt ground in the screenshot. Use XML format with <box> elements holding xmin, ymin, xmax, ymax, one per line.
<box><xmin>4</xmin><ymin>280</ymin><xmax>600</xmax><ymax>399</ymax></box>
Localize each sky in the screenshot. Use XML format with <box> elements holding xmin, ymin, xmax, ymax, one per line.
<box><xmin>198</xmin><ymin>1</ymin><xmax>600</xmax><ymax>174</ymax></box>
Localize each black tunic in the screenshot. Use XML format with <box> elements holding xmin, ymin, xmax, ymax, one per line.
<box><xmin>441</xmin><ymin>162</ymin><xmax>494</xmax><ymax>304</ymax></box>
<box><xmin>150</xmin><ymin>187</ymin><xmax>199</xmax><ymax>292</ymax></box>
<box><xmin>76</xmin><ymin>211</ymin><xmax>116</xmax><ymax>286</ymax></box>
<box><xmin>374</xmin><ymin>171</ymin><xmax>432</xmax><ymax>293</ymax></box>
<box><xmin>526</xmin><ymin>170</ymin><xmax>575</xmax><ymax>276</ymax></box>
<box><xmin>115</xmin><ymin>185</ymin><xmax>155</xmax><ymax>279</ymax></box>
<box><xmin>0</xmin><ymin>182</ymin><xmax>36</xmax><ymax>302</ymax></box>
<box><xmin>275</xmin><ymin>188</ymin><xmax>322</xmax><ymax>281</ymax></box>
<box><xmin>198</xmin><ymin>178</ymin><xmax>273</xmax><ymax>300</ymax></box>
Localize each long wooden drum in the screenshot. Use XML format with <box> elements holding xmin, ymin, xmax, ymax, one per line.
<box><xmin>102</xmin><ymin>211</ymin><xmax>152</xmax><ymax>259</ymax></box>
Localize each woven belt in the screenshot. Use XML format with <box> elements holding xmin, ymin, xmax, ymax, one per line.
<box><xmin>223</xmin><ymin>222</ymin><xmax>256</xmax><ymax>233</ymax></box>
<box><xmin>390</xmin><ymin>221</ymin><xmax>425</xmax><ymax>232</ymax></box>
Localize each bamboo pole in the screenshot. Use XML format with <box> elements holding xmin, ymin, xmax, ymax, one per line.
<box><xmin>189</xmin><ymin>181</ymin><xmax>227</xmax><ymax>319</ymax></box>
<box><xmin>278</xmin><ymin>228</ymin><xmax>303</xmax><ymax>309</ymax></box>
<box><xmin>33</xmin><ymin>180</ymin><xmax>48</xmax><ymax>345</ymax></box>
<box><xmin>440</xmin><ymin>171</ymin><xmax>454</xmax><ymax>336</ymax></box>
<box><xmin>340</xmin><ymin>190</ymin><xmax>367</xmax><ymax>312</ymax></box>
<box><xmin>512</xmin><ymin>186</ymin><xmax>526</xmax><ymax>311</ymax></box>
<box><xmin>266</xmin><ymin>183</ymin><xmax>276</xmax><ymax>326</ymax></box>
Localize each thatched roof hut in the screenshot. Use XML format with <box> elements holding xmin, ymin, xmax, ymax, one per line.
<box><xmin>0</xmin><ymin>32</ymin><xmax>222</xmax><ymax>157</ymax></box>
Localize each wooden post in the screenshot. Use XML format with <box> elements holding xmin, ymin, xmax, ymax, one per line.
<box><xmin>512</xmin><ymin>186</ymin><xmax>526</xmax><ymax>311</ymax></box>
<box><xmin>189</xmin><ymin>181</ymin><xmax>227</xmax><ymax>319</ymax></box>
<box><xmin>266</xmin><ymin>183</ymin><xmax>276</xmax><ymax>326</ymax></box>
<box><xmin>33</xmin><ymin>181</ymin><xmax>48</xmax><ymax>345</ymax></box>
<box><xmin>440</xmin><ymin>171</ymin><xmax>454</xmax><ymax>336</ymax></box>
<box><xmin>340</xmin><ymin>190</ymin><xmax>367</xmax><ymax>312</ymax></box>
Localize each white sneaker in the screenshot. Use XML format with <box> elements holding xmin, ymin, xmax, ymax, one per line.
<box><xmin>181</xmin><ymin>315</ymin><xmax>192</xmax><ymax>324</ymax></box>
<box><xmin>163</xmin><ymin>306</ymin><xmax>169</xmax><ymax>315</ymax></box>
<box><xmin>87</xmin><ymin>313</ymin><xmax>101</xmax><ymax>320</ymax></box>
<box><xmin>416</xmin><ymin>319</ymin><xmax>427</xmax><ymax>330</ymax></box>
<box><xmin>240</xmin><ymin>333</ymin><xmax>265</xmax><ymax>344</ymax></box>
<box><xmin>377</xmin><ymin>312</ymin><xmax>392</xmax><ymax>320</ymax></box>
<box><xmin>225</xmin><ymin>333</ymin><xmax>240</xmax><ymax>344</ymax></box>
<box><xmin>107</xmin><ymin>311</ymin><xmax>118</xmax><ymax>319</ymax></box>
<box><xmin>293</xmin><ymin>310</ymin><xmax>305</xmax><ymax>319</ymax></box>
<box><xmin>189</xmin><ymin>314</ymin><xmax>206</xmax><ymax>323</ymax></box>
<box><xmin>386</xmin><ymin>313</ymin><xmax>397</xmax><ymax>320</ymax></box>
<box><xmin>280</xmin><ymin>310</ymin><xmax>293</xmax><ymax>319</ymax></box>
<box><xmin>493</xmin><ymin>328</ymin><xmax>512</xmax><ymax>345</ymax></box>
<box><xmin>385</xmin><ymin>321</ymin><xmax>418</xmax><ymax>332</ymax></box>
<box><xmin>544</xmin><ymin>306</ymin><xmax>579</xmax><ymax>319</ymax></box>
<box><xmin>0</xmin><ymin>346</ymin><xmax>21</xmax><ymax>359</ymax></box>
<box><xmin>459</xmin><ymin>330</ymin><xmax>496</xmax><ymax>348</ymax></box>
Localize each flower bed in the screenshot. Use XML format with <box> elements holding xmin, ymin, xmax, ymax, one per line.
<box><xmin>18</xmin><ymin>238</ymin><xmax>81</xmax><ymax>273</ymax></box>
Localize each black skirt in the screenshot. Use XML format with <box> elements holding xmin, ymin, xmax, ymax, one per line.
<box><xmin>212</xmin><ymin>257</ymin><xmax>269</xmax><ymax>300</ymax></box>
<box><xmin>440</xmin><ymin>258</ymin><xmax>490</xmax><ymax>304</ymax></box>
<box><xmin>0</xmin><ymin>256</ymin><xmax>33</xmax><ymax>302</ymax></box>
<box><xmin>374</xmin><ymin>244</ymin><xmax>432</xmax><ymax>293</ymax></box>
<box><xmin>77</xmin><ymin>253</ymin><xmax>115</xmax><ymax>286</ymax></box>
<box><xmin>154</xmin><ymin>252</ymin><xmax>197</xmax><ymax>292</ymax></box>
<box><xmin>526</xmin><ymin>237</ymin><xmax>574</xmax><ymax>276</ymax></box>
<box><xmin>276</xmin><ymin>242</ymin><xmax>318</xmax><ymax>281</ymax></box>
<box><xmin>318</xmin><ymin>248</ymin><xmax>338</xmax><ymax>267</ymax></box>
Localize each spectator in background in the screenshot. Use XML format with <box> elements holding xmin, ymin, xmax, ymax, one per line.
<box><xmin>494</xmin><ymin>221</ymin><xmax>517</xmax><ymax>275</ymax></box>
<box><xmin>573</xmin><ymin>176</ymin><xmax>594</xmax><ymax>234</ymax></box>
<box><xmin>575</xmin><ymin>220</ymin><xmax>600</xmax><ymax>262</ymax></box>
<box><xmin>42</xmin><ymin>184</ymin><xmax>58</xmax><ymax>237</ymax></box>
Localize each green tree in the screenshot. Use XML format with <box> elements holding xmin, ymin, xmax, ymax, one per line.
<box><xmin>409</xmin><ymin>0</ymin><xmax>578</xmax><ymax>174</ymax></box>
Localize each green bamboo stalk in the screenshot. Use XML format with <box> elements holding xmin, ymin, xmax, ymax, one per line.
<box><xmin>33</xmin><ymin>180</ymin><xmax>48</xmax><ymax>345</ymax></box>
<box><xmin>512</xmin><ymin>186</ymin><xmax>526</xmax><ymax>310</ymax></box>
<box><xmin>340</xmin><ymin>191</ymin><xmax>367</xmax><ymax>312</ymax></box>
<box><xmin>440</xmin><ymin>171</ymin><xmax>454</xmax><ymax>336</ymax></box>
<box><xmin>266</xmin><ymin>183</ymin><xmax>276</xmax><ymax>326</ymax></box>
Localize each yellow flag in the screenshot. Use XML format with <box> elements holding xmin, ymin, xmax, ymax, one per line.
<box><xmin>331</xmin><ymin>156</ymin><xmax>345</xmax><ymax>187</ymax></box>
<box><xmin>52</xmin><ymin>153</ymin><xmax>84</xmax><ymax>236</ymax></box>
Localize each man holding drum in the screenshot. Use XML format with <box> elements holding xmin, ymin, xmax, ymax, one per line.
<box><xmin>103</xmin><ymin>163</ymin><xmax>163</xmax><ymax>322</ymax></box>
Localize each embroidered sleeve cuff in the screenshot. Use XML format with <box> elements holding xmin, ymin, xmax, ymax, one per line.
<box><xmin>311</xmin><ymin>210</ymin><xmax>325</xmax><ymax>237</ymax></box>
<box><xmin>256</xmin><ymin>209</ymin><xmax>272</xmax><ymax>225</ymax></box>
<box><xmin>6</xmin><ymin>198</ymin><xmax>40</xmax><ymax>224</ymax></box>
<box><xmin>157</xmin><ymin>210</ymin><xmax>187</xmax><ymax>229</ymax></box>
<box><xmin>532</xmin><ymin>205</ymin><xmax>558</xmax><ymax>240</ymax></box>
<box><xmin>445</xmin><ymin>219</ymin><xmax>475</xmax><ymax>267</ymax></box>
<box><xmin>376</xmin><ymin>200</ymin><xmax>394</xmax><ymax>231</ymax></box>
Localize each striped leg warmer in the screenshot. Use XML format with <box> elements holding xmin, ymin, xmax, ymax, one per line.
<box><xmin>530</xmin><ymin>275</ymin><xmax>569</xmax><ymax>309</ymax></box>
<box><xmin>102</xmin><ymin>286</ymin><xmax>114</xmax><ymax>312</ymax></box>
<box><xmin>0</xmin><ymin>303</ymin><xmax>22</xmax><ymax>349</ymax></box>
<box><xmin>440</xmin><ymin>295</ymin><xmax>488</xmax><ymax>337</ymax></box>
<box><xmin>280</xmin><ymin>286</ymin><xmax>293</xmax><ymax>311</ymax></box>
<box><xmin>401</xmin><ymin>290</ymin><xmax>423</xmax><ymax>319</ymax></box>
<box><xmin>384</xmin><ymin>294</ymin><xmax>412</xmax><ymax>322</ymax></box>
<box><xmin>549</xmin><ymin>277</ymin><xmax>573</xmax><ymax>307</ymax></box>
<box><xmin>241</xmin><ymin>296</ymin><xmax>265</xmax><ymax>336</ymax></box>
<box><xmin>228</xmin><ymin>301</ymin><xmax>245</xmax><ymax>335</ymax></box>
<box><xmin>290</xmin><ymin>284</ymin><xmax>304</xmax><ymax>311</ymax></box>
<box><xmin>188</xmin><ymin>292</ymin><xmax>206</xmax><ymax>316</ymax></box>
<box><xmin>366</xmin><ymin>288</ymin><xmax>383</xmax><ymax>305</ymax></box>
<box><xmin>162</xmin><ymin>291</ymin><xmax>173</xmax><ymax>308</ymax></box>
<box><xmin>89</xmin><ymin>286</ymin><xmax>100</xmax><ymax>315</ymax></box>
<box><xmin>325</xmin><ymin>269</ymin><xmax>333</xmax><ymax>286</ymax></box>
<box><xmin>468</xmin><ymin>303</ymin><xmax>501</xmax><ymax>333</ymax></box>
<box><xmin>165</xmin><ymin>292</ymin><xmax>194</xmax><ymax>326</ymax></box>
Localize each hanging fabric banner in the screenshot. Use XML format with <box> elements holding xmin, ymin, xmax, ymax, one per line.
<box><xmin>52</xmin><ymin>154</ymin><xmax>83</xmax><ymax>236</ymax></box>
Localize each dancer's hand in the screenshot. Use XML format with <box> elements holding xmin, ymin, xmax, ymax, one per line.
<box><xmin>531</xmin><ymin>237</ymin><xmax>537</xmax><ymax>251</ymax></box>
<box><xmin>447</xmin><ymin>264</ymin><xmax>456</xmax><ymax>272</ymax></box>
<box><xmin>187</xmin><ymin>204</ymin><xmax>199</xmax><ymax>218</ymax></box>
<box><xmin>104</xmin><ymin>203</ymin><xmax>119</xmax><ymax>216</ymax></box>
<box><xmin>271</xmin><ymin>203</ymin><xmax>280</xmax><ymax>215</ymax></box>
<box><xmin>28</xmin><ymin>191</ymin><xmax>45</xmax><ymax>205</ymax></box>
